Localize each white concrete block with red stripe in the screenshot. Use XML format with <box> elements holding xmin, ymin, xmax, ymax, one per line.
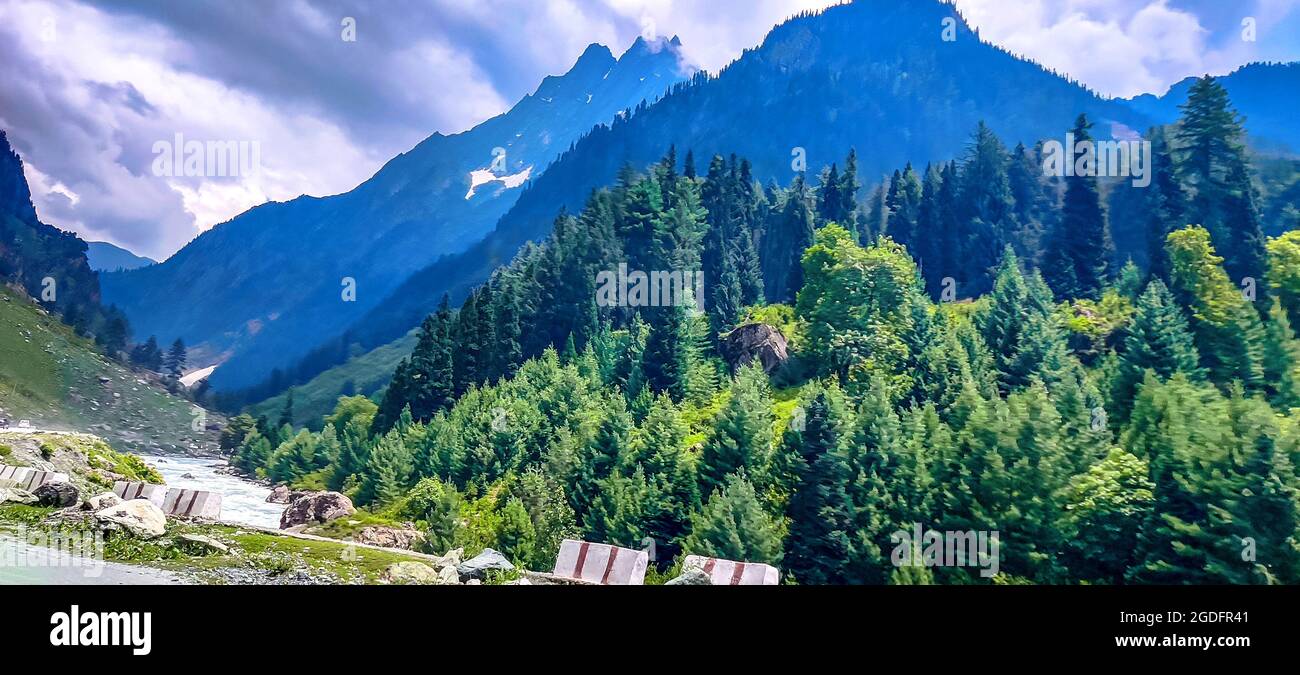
<box><xmin>161</xmin><ymin>487</ymin><xmax>222</xmax><ymax>519</ymax></box>
<box><xmin>112</xmin><ymin>481</ymin><xmax>169</xmax><ymax>509</ymax></box>
<box><xmin>682</xmin><ymin>555</ymin><xmax>780</xmax><ymax>585</ymax></box>
<box><xmin>552</xmin><ymin>539</ymin><xmax>648</xmax><ymax>585</ymax></box>
<box><xmin>0</xmin><ymin>463</ymin><xmax>69</xmax><ymax>490</ymax></box>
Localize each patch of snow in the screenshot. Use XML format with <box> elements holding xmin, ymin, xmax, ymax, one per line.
<box><xmin>465</xmin><ymin>166</ymin><xmax>534</xmax><ymax>200</ymax></box>
<box><xmin>179</xmin><ymin>364</ymin><xmax>217</xmax><ymax>388</ymax></box>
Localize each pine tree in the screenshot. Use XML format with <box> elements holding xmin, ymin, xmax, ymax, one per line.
<box><xmin>955</xmin><ymin>122</ymin><xmax>1015</xmax><ymax>294</ymax></box>
<box><xmin>496</xmin><ymin>497</ymin><xmax>538</xmax><ymax>566</ymax></box>
<box><xmin>699</xmin><ymin>364</ymin><xmax>774</xmax><ymax>498</ymax></box>
<box><xmin>1145</xmin><ymin>127</ymin><xmax>1186</xmax><ymax>283</ymax></box>
<box><xmin>1111</xmin><ymin>279</ymin><xmax>1203</xmax><ymax>414</ymax></box>
<box><xmin>1176</xmin><ymin>76</ymin><xmax>1268</xmax><ymax>290</ymax></box>
<box><xmin>1043</xmin><ymin>114</ymin><xmax>1112</xmax><ymax>299</ymax></box>
<box><xmin>642</xmin><ymin>305</ymin><xmax>692</xmax><ymax>401</ymax></box>
<box><xmin>682</xmin><ymin>471</ymin><xmax>783</xmax><ymax>566</ymax></box>
<box><xmin>405</xmin><ymin>477</ymin><xmax>461</xmax><ymax>555</ymax></box>
<box><xmin>571</xmin><ymin>395</ymin><xmax>632</xmax><ymax>519</ymax></box>
<box><xmin>1261</xmin><ymin>298</ymin><xmax>1300</xmax><ymax>407</ymax></box>
<box><xmin>784</xmin><ymin>389</ymin><xmax>855</xmax><ymax>584</ymax></box>
<box><xmin>761</xmin><ymin>175</ymin><xmax>816</xmax><ymax>304</ymax></box>
<box><xmin>358</xmin><ymin>431</ymin><xmax>412</xmax><ymax>507</ymax></box>
<box><xmin>1166</xmin><ymin>226</ymin><xmax>1264</xmax><ymax>389</ymax></box>
<box><xmin>976</xmin><ymin>247</ymin><xmax>1061</xmax><ymax>393</ymax></box>
<box><xmin>165</xmin><ymin>338</ymin><xmax>187</xmax><ymax>377</ymax></box>
<box><xmin>884</xmin><ymin>163</ymin><xmax>922</xmax><ymax>251</ymax></box>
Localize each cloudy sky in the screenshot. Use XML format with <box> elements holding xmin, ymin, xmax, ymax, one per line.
<box><xmin>1</xmin><ymin>0</ymin><xmax>1298</xmax><ymax>260</ymax></box>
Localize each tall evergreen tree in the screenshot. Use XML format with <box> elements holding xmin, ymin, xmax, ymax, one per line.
<box><xmin>1043</xmin><ymin>114</ymin><xmax>1112</xmax><ymax>299</ymax></box>
<box><xmin>1176</xmin><ymin>76</ymin><xmax>1268</xmax><ymax>290</ymax></box>
<box><xmin>699</xmin><ymin>365</ymin><xmax>775</xmax><ymax>498</ymax></box>
<box><xmin>682</xmin><ymin>471</ymin><xmax>783</xmax><ymax>566</ymax></box>
<box><xmin>784</xmin><ymin>389</ymin><xmax>855</xmax><ymax>584</ymax></box>
<box><xmin>1111</xmin><ymin>279</ymin><xmax>1203</xmax><ymax>415</ymax></box>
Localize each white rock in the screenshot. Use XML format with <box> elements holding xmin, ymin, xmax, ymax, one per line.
<box><xmin>95</xmin><ymin>498</ymin><xmax>167</xmax><ymax>538</ymax></box>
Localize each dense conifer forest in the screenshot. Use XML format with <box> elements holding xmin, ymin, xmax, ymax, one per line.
<box><xmin>221</xmin><ymin>76</ymin><xmax>1300</xmax><ymax>584</ymax></box>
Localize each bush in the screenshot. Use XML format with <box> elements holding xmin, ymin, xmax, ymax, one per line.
<box><xmin>0</xmin><ymin>444</ymin><xmax>12</xmax><ymax>458</ymax></box>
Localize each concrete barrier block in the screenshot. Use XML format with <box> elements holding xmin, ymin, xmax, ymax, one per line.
<box><xmin>552</xmin><ymin>539</ymin><xmax>648</xmax><ymax>585</ymax></box>
<box><xmin>162</xmin><ymin>488</ymin><xmax>222</xmax><ymax>519</ymax></box>
<box><xmin>19</xmin><ymin>470</ymin><xmax>69</xmax><ymax>491</ymax></box>
<box><xmin>682</xmin><ymin>555</ymin><xmax>780</xmax><ymax>585</ymax></box>
<box><xmin>113</xmin><ymin>481</ymin><xmax>168</xmax><ymax>509</ymax></box>
<box><xmin>0</xmin><ymin>464</ymin><xmax>33</xmax><ymax>484</ymax></box>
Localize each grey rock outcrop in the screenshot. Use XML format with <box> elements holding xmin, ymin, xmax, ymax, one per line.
<box><xmin>722</xmin><ymin>323</ymin><xmax>790</xmax><ymax>373</ymax></box>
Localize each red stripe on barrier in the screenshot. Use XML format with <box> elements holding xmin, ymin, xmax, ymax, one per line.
<box><xmin>703</xmin><ymin>558</ymin><xmax>716</xmax><ymax>574</ymax></box>
<box><xmin>600</xmin><ymin>546</ymin><xmax>620</xmax><ymax>585</ymax></box>
<box><xmin>573</xmin><ymin>542</ymin><xmax>590</xmax><ymax>579</ymax></box>
<box><xmin>730</xmin><ymin>562</ymin><xmax>747</xmax><ymax>585</ymax></box>
<box><xmin>184</xmin><ymin>490</ymin><xmax>200</xmax><ymax>515</ymax></box>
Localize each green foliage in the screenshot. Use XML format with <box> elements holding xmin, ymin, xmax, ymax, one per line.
<box><xmin>699</xmin><ymin>364</ymin><xmax>774</xmax><ymax>498</ymax></box>
<box><xmin>1060</xmin><ymin>448</ymin><xmax>1154</xmax><ymax>583</ymax></box>
<box><xmin>220</xmin><ymin>102</ymin><xmax>1300</xmax><ymax>585</ymax></box>
<box><xmin>1166</xmin><ymin>226</ymin><xmax>1265</xmax><ymax>388</ymax></box>
<box><xmin>682</xmin><ymin>471</ymin><xmax>783</xmax><ymax>566</ymax></box>
<box><xmin>796</xmin><ymin>224</ymin><xmax>922</xmax><ymax>399</ymax></box>
<box><xmin>401</xmin><ymin>476</ymin><xmax>461</xmax><ymax>555</ymax></box>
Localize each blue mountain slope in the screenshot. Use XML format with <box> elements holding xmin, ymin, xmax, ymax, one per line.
<box><xmin>1123</xmin><ymin>62</ymin><xmax>1300</xmax><ymax>153</ymax></box>
<box><xmin>101</xmin><ymin>37</ymin><xmax>689</xmax><ymax>389</ymax></box>
<box><xmin>262</xmin><ymin>0</ymin><xmax>1157</xmax><ymax>400</ymax></box>
<box><xmin>85</xmin><ymin>241</ymin><xmax>155</xmax><ymax>272</ymax></box>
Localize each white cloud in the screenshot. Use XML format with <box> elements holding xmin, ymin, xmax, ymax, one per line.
<box><xmin>952</xmin><ymin>0</ymin><xmax>1295</xmax><ymax>98</ymax></box>
<box><xmin>3</xmin><ymin>0</ymin><xmax>1294</xmax><ymax>261</ymax></box>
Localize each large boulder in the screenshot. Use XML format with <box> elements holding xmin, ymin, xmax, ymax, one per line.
<box><xmin>722</xmin><ymin>323</ymin><xmax>789</xmax><ymax>373</ymax></box>
<box><xmin>429</xmin><ymin>547</ymin><xmax>463</xmax><ymax>570</ymax></box>
<box><xmin>383</xmin><ymin>561</ymin><xmax>440</xmax><ymax>585</ymax></box>
<box><xmin>436</xmin><ymin>565</ymin><xmax>461</xmax><ymax>585</ymax></box>
<box><xmin>81</xmin><ymin>492</ymin><xmax>122</xmax><ymax>511</ymax></box>
<box><xmin>279</xmin><ymin>491</ymin><xmax>355</xmax><ymax>529</ymax></box>
<box><xmin>0</xmin><ymin>487</ymin><xmax>37</xmax><ymax>505</ymax></box>
<box><xmin>266</xmin><ymin>485</ymin><xmax>309</xmax><ymax>504</ymax></box>
<box><xmin>355</xmin><ymin>526</ymin><xmax>426</xmax><ymax>551</ymax></box>
<box><xmin>33</xmin><ymin>481</ymin><xmax>79</xmax><ymax>508</ymax></box>
<box><xmin>457</xmin><ymin>548</ymin><xmax>514</xmax><ymax>580</ymax></box>
<box><xmin>95</xmin><ymin>499</ymin><xmax>167</xmax><ymax>538</ymax></box>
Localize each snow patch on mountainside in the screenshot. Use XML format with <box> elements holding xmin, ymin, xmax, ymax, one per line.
<box><xmin>465</xmin><ymin>166</ymin><xmax>533</xmax><ymax>200</ymax></box>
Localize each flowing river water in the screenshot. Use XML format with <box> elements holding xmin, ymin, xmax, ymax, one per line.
<box><xmin>1</xmin><ymin>453</ymin><xmax>284</xmax><ymax>584</ymax></box>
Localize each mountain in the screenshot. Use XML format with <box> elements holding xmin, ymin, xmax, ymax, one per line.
<box><xmin>0</xmin><ymin>130</ymin><xmax>130</xmax><ymax>355</ymax></box>
<box><xmin>247</xmin><ymin>0</ymin><xmax>1161</xmax><ymax>412</ymax></box>
<box><xmin>1123</xmin><ymin>62</ymin><xmax>1300</xmax><ymax>153</ymax></box>
<box><xmin>0</xmin><ymin>131</ymin><xmax>103</xmax><ymax>329</ymax></box>
<box><xmin>101</xmin><ymin>37</ymin><xmax>691</xmax><ymax>390</ymax></box>
<box><xmin>86</xmin><ymin>241</ymin><xmax>155</xmax><ymax>272</ymax></box>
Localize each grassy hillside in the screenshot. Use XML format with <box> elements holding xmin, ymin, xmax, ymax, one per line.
<box><xmin>249</xmin><ymin>330</ymin><xmax>415</xmax><ymax>429</ymax></box>
<box><xmin>0</xmin><ymin>285</ymin><xmax>221</xmax><ymax>454</ymax></box>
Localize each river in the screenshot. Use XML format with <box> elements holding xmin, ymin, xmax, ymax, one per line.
<box><xmin>137</xmin><ymin>454</ymin><xmax>285</xmax><ymax>529</ymax></box>
<box><xmin>1</xmin><ymin>454</ymin><xmax>284</xmax><ymax>584</ymax></box>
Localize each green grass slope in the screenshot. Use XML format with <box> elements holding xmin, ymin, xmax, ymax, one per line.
<box><xmin>0</xmin><ymin>285</ymin><xmax>221</xmax><ymax>453</ymax></box>
<box><xmin>249</xmin><ymin>330</ymin><xmax>416</xmax><ymax>429</ymax></box>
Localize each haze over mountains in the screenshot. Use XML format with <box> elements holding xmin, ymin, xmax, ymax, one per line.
<box><xmin>99</xmin><ymin>36</ymin><xmax>691</xmax><ymax>389</ymax></box>
<box><xmin>76</xmin><ymin>0</ymin><xmax>1300</xmax><ymax>414</ymax></box>
<box><xmin>1123</xmin><ymin>61</ymin><xmax>1300</xmax><ymax>154</ymax></box>
<box><xmin>85</xmin><ymin>241</ymin><xmax>155</xmax><ymax>272</ymax></box>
